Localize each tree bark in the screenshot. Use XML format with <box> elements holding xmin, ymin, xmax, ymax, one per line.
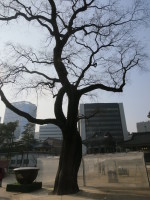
<box><xmin>53</xmin><ymin>86</ymin><xmax>82</xmax><ymax>195</ymax></box>
<box><xmin>53</xmin><ymin>131</ymin><xmax>82</xmax><ymax>195</ymax></box>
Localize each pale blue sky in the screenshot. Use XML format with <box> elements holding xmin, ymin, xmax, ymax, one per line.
<box><xmin>0</xmin><ymin>1</ymin><xmax>150</xmax><ymax>133</ymax></box>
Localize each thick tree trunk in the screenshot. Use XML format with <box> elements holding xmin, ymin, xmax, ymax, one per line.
<box><xmin>53</xmin><ymin>132</ymin><xmax>82</xmax><ymax>195</ymax></box>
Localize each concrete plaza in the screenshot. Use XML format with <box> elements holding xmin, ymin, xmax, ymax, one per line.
<box><xmin>1</xmin><ymin>184</ymin><xmax>150</xmax><ymax>200</ymax></box>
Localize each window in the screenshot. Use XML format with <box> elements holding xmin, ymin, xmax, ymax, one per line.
<box><xmin>17</xmin><ymin>160</ymin><xmax>22</xmax><ymax>164</ymax></box>
<box><xmin>23</xmin><ymin>159</ymin><xmax>29</xmax><ymax>165</ymax></box>
<box><xmin>10</xmin><ymin>160</ymin><xmax>16</xmax><ymax>164</ymax></box>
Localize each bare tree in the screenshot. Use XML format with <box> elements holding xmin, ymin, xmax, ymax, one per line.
<box><xmin>0</xmin><ymin>0</ymin><xmax>149</xmax><ymax>195</ymax></box>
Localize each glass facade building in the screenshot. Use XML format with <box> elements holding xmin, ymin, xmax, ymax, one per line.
<box><xmin>79</xmin><ymin>103</ymin><xmax>128</xmax><ymax>147</ymax></box>
<box><xmin>39</xmin><ymin>124</ymin><xmax>62</xmax><ymax>141</ymax></box>
<box><xmin>4</xmin><ymin>101</ymin><xmax>37</xmax><ymax>140</ymax></box>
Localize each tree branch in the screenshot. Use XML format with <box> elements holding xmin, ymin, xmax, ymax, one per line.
<box><xmin>75</xmin><ymin>39</ymin><xmax>114</xmax><ymax>87</ymax></box>
<box><xmin>0</xmin><ymin>1</ymin><xmax>54</xmax><ymax>34</ymax></box>
<box><xmin>5</xmin><ymin>65</ymin><xmax>60</xmax><ymax>83</ymax></box>
<box><xmin>0</xmin><ymin>88</ymin><xmax>60</xmax><ymax>126</ymax></box>
<box><xmin>79</xmin><ymin>83</ymin><xmax>124</xmax><ymax>96</ymax></box>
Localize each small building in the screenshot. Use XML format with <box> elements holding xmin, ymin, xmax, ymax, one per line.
<box><xmin>121</xmin><ymin>132</ymin><xmax>150</xmax><ymax>152</ymax></box>
<box><xmin>120</xmin><ymin>132</ymin><xmax>150</xmax><ymax>163</ymax></box>
<box><xmin>34</xmin><ymin>137</ymin><xmax>62</xmax><ymax>155</ymax></box>
<box><xmin>82</xmin><ymin>132</ymin><xmax>116</xmax><ymax>154</ymax></box>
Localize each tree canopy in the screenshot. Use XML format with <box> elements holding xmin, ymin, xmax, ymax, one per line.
<box><xmin>0</xmin><ymin>0</ymin><xmax>148</xmax><ymax>126</ymax></box>
<box><xmin>0</xmin><ymin>121</ymin><xmax>18</xmax><ymax>143</ymax></box>
<box><xmin>21</xmin><ymin>123</ymin><xmax>36</xmax><ymax>150</ymax></box>
<box><xmin>0</xmin><ymin>0</ymin><xmax>149</xmax><ymax>195</ymax></box>
<box><xmin>0</xmin><ymin>121</ymin><xmax>18</xmax><ymax>154</ymax></box>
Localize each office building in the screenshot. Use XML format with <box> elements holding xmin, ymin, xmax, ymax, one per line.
<box><xmin>79</xmin><ymin>103</ymin><xmax>128</xmax><ymax>142</ymax></box>
<box><xmin>4</xmin><ymin>101</ymin><xmax>37</xmax><ymax>139</ymax></box>
<box><xmin>137</xmin><ymin>121</ymin><xmax>150</xmax><ymax>132</ymax></box>
<box><xmin>39</xmin><ymin>124</ymin><xmax>62</xmax><ymax>141</ymax></box>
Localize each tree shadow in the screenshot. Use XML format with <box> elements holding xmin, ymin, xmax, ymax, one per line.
<box><xmin>72</xmin><ymin>187</ymin><xmax>150</xmax><ymax>200</ymax></box>
<box><xmin>20</xmin><ymin>186</ymin><xmax>150</xmax><ymax>200</ymax></box>
<box><xmin>31</xmin><ymin>187</ymin><xmax>52</xmax><ymax>196</ymax></box>
<box><xmin>0</xmin><ymin>197</ymin><xmax>10</xmax><ymax>200</ymax></box>
<box><xmin>75</xmin><ymin>189</ymin><xmax>106</xmax><ymax>200</ymax></box>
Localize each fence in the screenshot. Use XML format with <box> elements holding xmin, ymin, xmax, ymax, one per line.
<box><xmin>36</xmin><ymin>152</ymin><xmax>150</xmax><ymax>188</ymax></box>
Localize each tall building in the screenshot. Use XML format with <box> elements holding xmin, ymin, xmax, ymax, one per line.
<box><xmin>136</xmin><ymin>121</ymin><xmax>150</xmax><ymax>132</ymax></box>
<box><xmin>79</xmin><ymin>103</ymin><xmax>128</xmax><ymax>144</ymax></box>
<box><xmin>4</xmin><ymin>101</ymin><xmax>37</xmax><ymax>139</ymax></box>
<box><xmin>39</xmin><ymin>124</ymin><xmax>62</xmax><ymax>141</ymax></box>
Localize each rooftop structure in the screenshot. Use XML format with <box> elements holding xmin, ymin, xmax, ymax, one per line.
<box><xmin>136</xmin><ymin>121</ymin><xmax>150</xmax><ymax>132</ymax></box>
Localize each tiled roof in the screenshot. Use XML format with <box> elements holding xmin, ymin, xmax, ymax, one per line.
<box><xmin>123</xmin><ymin>132</ymin><xmax>150</xmax><ymax>146</ymax></box>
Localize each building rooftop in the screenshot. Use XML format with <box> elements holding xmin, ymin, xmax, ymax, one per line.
<box><xmin>123</xmin><ymin>132</ymin><xmax>150</xmax><ymax>146</ymax></box>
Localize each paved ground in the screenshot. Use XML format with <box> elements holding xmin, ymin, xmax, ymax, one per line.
<box><xmin>1</xmin><ymin>185</ymin><xmax>150</xmax><ymax>200</ymax></box>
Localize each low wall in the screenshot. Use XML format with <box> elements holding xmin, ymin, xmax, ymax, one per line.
<box><xmin>81</xmin><ymin>152</ymin><xmax>149</xmax><ymax>188</ymax></box>
<box><xmin>36</xmin><ymin>156</ymin><xmax>59</xmax><ymax>186</ymax></box>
